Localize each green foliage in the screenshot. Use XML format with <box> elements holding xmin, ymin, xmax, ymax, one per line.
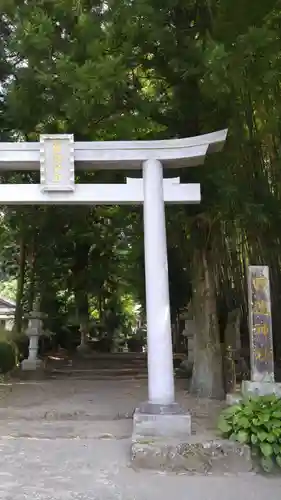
<box><xmin>10</xmin><ymin>331</ymin><xmax>29</xmax><ymax>361</ymax></box>
<box><xmin>0</xmin><ymin>328</ymin><xmax>11</xmax><ymax>343</ymax></box>
<box><xmin>0</xmin><ymin>328</ymin><xmax>28</xmax><ymax>362</ymax></box>
<box><xmin>0</xmin><ymin>279</ymin><xmax>17</xmax><ymax>301</ymax></box>
<box><xmin>218</xmin><ymin>396</ymin><xmax>281</xmax><ymax>472</ymax></box>
<box><xmin>0</xmin><ymin>338</ymin><xmax>17</xmax><ymax>374</ymax></box>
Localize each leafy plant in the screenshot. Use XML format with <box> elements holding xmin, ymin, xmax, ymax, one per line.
<box><xmin>10</xmin><ymin>331</ymin><xmax>29</xmax><ymax>361</ymax></box>
<box><xmin>0</xmin><ymin>327</ymin><xmax>29</xmax><ymax>361</ymax></box>
<box><xmin>0</xmin><ymin>340</ymin><xmax>18</xmax><ymax>373</ymax></box>
<box><xmin>218</xmin><ymin>395</ymin><xmax>281</xmax><ymax>472</ymax></box>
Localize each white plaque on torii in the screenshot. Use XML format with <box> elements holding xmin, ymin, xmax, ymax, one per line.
<box><xmin>40</xmin><ymin>134</ymin><xmax>75</xmax><ymax>192</ymax></box>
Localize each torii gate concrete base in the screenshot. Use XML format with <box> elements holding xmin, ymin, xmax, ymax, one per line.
<box><xmin>0</xmin><ymin>130</ymin><xmax>227</xmax><ymax>449</ymax></box>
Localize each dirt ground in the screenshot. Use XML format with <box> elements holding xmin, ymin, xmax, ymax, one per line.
<box><xmin>0</xmin><ymin>378</ymin><xmax>224</xmax><ymax>437</ymax></box>
<box><xmin>0</xmin><ymin>378</ymin><xmax>281</xmax><ymax>500</ymax></box>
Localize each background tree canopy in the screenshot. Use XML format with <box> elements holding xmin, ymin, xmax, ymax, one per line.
<box><xmin>0</xmin><ymin>0</ymin><xmax>281</xmax><ymax>395</ymax></box>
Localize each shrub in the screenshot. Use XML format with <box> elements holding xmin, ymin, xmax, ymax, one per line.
<box><xmin>0</xmin><ymin>340</ymin><xmax>18</xmax><ymax>374</ymax></box>
<box><xmin>218</xmin><ymin>395</ymin><xmax>281</xmax><ymax>472</ymax></box>
<box><xmin>0</xmin><ymin>328</ymin><xmax>29</xmax><ymax>360</ymax></box>
<box><xmin>11</xmin><ymin>332</ymin><xmax>29</xmax><ymax>361</ymax></box>
<box><xmin>0</xmin><ymin>328</ymin><xmax>10</xmax><ymax>342</ymax></box>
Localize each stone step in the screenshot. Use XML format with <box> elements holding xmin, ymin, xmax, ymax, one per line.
<box><xmin>64</xmin><ymin>353</ymin><xmax>185</xmax><ymax>360</ymax></box>
<box><xmin>47</xmin><ymin>353</ymin><xmax>185</xmax><ymax>363</ymax></box>
<box><xmin>50</xmin><ymin>375</ymin><xmax>148</xmax><ymax>381</ymax></box>
<box><xmin>46</xmin><ymin>359</ymin><xmax>148</xmax><ymax>369</ymax></box>
<box><xmin>47</xmin><ymin>362</ymin><xmax>183</xmax><ymax>371</ymax></box>
<box><xmin>0</xmin><ymin>419</ymin><xmax>132</xmax><ymax>440</ymax></box>
<box><xmin>48</xmin><ymin>369</ymin><xmax>148</xmax><ymax>380</ymax></box>
<box><xmin>45</xmin><ymin>354</ymin><xmax>185</xmax><ymax>373</ymax></box>
<box><xmin>50</xmin><ymin>367</ymin><xmax>147</xmax><ymax>374</ymax></box>
<box><xmin>20</xmin><ymin>364</ymin><xmax>186</xmax><ymax>381</ymax></box>
<box><xmin>131</xmin><ymin>434</ymin><xmax>253</xmax><ymax>475</ymax></box>
<box><xmin>47</xmin><ymin>366</ymin><xmax>185</xmax><ymax>373</ymax></box>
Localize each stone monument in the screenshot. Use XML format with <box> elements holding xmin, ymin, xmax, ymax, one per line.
<box><xmin>242</xmin><ymin>266</ymin><xmax>281</xmax><ymax>397</ymax></box>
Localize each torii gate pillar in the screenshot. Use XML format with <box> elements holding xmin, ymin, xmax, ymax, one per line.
<box><xmin>143</xmin><ymin>159</ymin><xmax>175</xmax><ymax>405</ymax></box>
<box><xmin>133</xmin><ymin>160</ymin><xmax>193</xmax><ymax>441</ymax></box>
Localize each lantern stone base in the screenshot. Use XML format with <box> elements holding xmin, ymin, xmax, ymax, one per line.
<box><xmin>242</xmin><ymin>380</ymin><xmax>281</xmax><ymax>397</ymax></box>
<box><xmin>21</xmin><ymin>358</ymin><xmax>44</xmax><ymax>371</ymax></box>
<box><xmin>77</xmin><ymin>343</ymin><xmax>91</xmax><ymax>354</ymax></box>
<box><xmin>226</xmin><ymin>380</ymin><xmax>281</xmax><ymax>405</ymax></box>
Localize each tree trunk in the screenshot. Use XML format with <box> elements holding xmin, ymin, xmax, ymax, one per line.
<box><xmin>190</xmin><ymin>249</ymin><xmax>224</xmax><ymax>399</ymax></box>
<box><xmin>72</xmin><ymin>242</ymin><xmax>91</xmax><ymax>345</ymax></box>
<box><xmin>27</xmin><ymin>235</ymin><xmax>37</xmax><ymax>311</ymax></box>
<box><xmin>98</xmin><ymin>292</ymin><xmax>103</xmax><ymax>321</ymax></box>
<box><xmin>14</xmin><ymin>236</ymin><xmax>26</xmax><ymax>333</ymax></box>
<box><xmin>74</xmin><ymin>289</ymin><xmax>89</xmax><ymax>330</ymax></box>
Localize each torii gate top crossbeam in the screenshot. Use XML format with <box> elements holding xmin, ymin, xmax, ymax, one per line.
<box><xmin>0</xmin><ymin>129</ymin><xmax>227</xmax><ymax>170</ymax></box>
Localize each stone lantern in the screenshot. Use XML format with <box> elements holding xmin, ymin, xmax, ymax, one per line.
<box><xmin>77</xmin><ymin>322</ymin><xmax>91</xmax><ymax>353</ymax></box>
<box><xmin>21</xmin><ymin>307</ymin><xmax>46</xmax><ymax>371</ymax></box>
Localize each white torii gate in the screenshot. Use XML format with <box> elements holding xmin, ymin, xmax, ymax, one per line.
<box><xmin>0</xmin><ymin>130</ymin><xmax>227</xmax><ymax>436</ymax></box>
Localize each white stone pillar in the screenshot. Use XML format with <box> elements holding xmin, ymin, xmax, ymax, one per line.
<box><xmin>143</xmin><ymin>159</ymin><xmax>175</xmax><ymax>405</ymax></box>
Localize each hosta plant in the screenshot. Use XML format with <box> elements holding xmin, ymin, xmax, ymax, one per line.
<box><xmin>218</xmin><ymin>395</ymin><xmax>281</xmax><ymax>472</ymax></box>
